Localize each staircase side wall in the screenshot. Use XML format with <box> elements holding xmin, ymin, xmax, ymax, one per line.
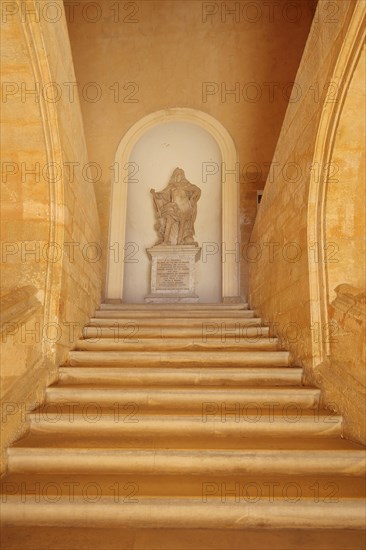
<box><xmin>0</xmin><ymin>0</ymin><xmax>102</xmax><ymax>472</ymax></box>
<box><xmin>249</xmin><ymin>0</ymin><xmax>365</xmax><ymax>443</ymax></box>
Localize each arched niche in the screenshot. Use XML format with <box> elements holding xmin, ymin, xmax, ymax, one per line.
<box><xmin>123</xmin><ymin>121</ymin><xmax>222</xmax><ymax>303</ymax></box>
<box><xmin>307</xmin><ymin>1</ymin><xmax>365</xmax><ymax>365</ymax></box>
<box><xmin>106</xmin><ymin>108</ymin><xmax>240</xmax><ymax>302</ymax></box>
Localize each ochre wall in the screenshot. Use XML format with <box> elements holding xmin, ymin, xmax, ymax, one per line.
<box><xmin>0</xmin><ymin>1</ymin><xmax>102</xmax><ymax>472</ymax></box>
<box><xmin>249</xmin><ymin>0</ymin><xmax>365</xmax><ymax>443</ymax></box>
<box><xmin>65</xmin><ymin>0</ymin><xmax>317</xmax><ymax>299</ymax></box>
<box><xmin>322</xmin><ymin>45</ymin><xmax>365</xmax><ymax>443</ymax></box>
<box><xmin>325</xmin><ymin>46</ymin><xmax>365</xmax><ymax>299</ymax></box>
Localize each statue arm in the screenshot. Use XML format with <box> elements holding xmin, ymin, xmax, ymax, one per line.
<box><xmin>190</xmin><ymin>185</ymin><xmax>201</xmax><ymax>205</ymax></box>
<box><xmin>155</xmin><ymin>187</ymin><xmax>172</xmax><ymax>202</ymax></box>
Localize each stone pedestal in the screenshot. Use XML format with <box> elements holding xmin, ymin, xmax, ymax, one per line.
<box><xmin>145</xmin><ymin>245</ymin><xmax>201</xmax><ymax>303</ymax></box>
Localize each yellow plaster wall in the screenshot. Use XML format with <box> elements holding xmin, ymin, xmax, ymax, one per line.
<box><xmin>39</xmin><ymin>7</ymin><xmax>103</xmax><ymax>364</ymax></box>
<box><xmin>65</xmin><ymin>0</ymin><xmax>317</xmax><ymax>299</ymax></box>
<box><xmin>325</xmin><ymin>46</ymin><xmax>365</xmax><ymax>299</ymax></box>
<box><xmin>0</xmin><ymin>1</ymin><xmax>102</xmax><ymax>472</ymax></box>
<box><xmin>249</xmin><ymin>0</ymin><xmax>365</xmax><ymax>443</ymax></box>
<box><xmin>321</xmin><ymin>45</ymin><xmax>365</xmax><ymax>443</ymax></box>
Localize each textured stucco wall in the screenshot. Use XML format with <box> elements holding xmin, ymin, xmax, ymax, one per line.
<box><xmin>0</xmin><ymin>1</ymin><xmax>102</xmax><ymax>472</ymax></box>
<box><xmin>249</xmin><ymin>0</ymin><xmax>365</xmax><ymax>443</ymax></box>
<box><xmin>66</xmin><ymin>0</ymin><xmax>317</xmax><ymax>299</ymax></box>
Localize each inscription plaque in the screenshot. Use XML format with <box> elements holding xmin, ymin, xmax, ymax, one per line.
<box><xmin>156</xmin><ymin>259</ymin><xmax>190</xmax><ymax>290</ymax></box>
<box><xmin>145</xmin><ymin>245</ymin><xmax>201</xmax><ymax>303</ymax></box>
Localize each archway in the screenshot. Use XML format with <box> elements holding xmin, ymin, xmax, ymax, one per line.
<box><xmin>106</xmin><ymin>108</ymin><xmax>240</xmax><ymax>302</ymax></box>
<box><xmin>307</xmin><ymin>1</ymin><xmax>365</xmax><ymax>365</ymax></box>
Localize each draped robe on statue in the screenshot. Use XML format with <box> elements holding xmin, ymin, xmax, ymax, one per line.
<box><xmin>151</xmin><ymin>168</ymin><xmax>201</xmax><ymax>246</ymax></box>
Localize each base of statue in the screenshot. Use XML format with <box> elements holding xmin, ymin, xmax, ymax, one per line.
<box><xmin>145</xmin><ymin>245</ymin><xmax>201</xmax><ymax>303</ymax></box>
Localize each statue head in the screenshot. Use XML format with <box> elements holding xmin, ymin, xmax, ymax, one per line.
<box><xmin>170</xmin><ymin>167</ymin><xmax>186</xmax><ymax>184</ymax></box>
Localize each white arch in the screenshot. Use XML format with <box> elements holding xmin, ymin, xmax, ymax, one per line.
<box><xmin>307</xmin><ymin>1</ymin><xmax>365</xmax><ymax>365</ymax></box>
<box><xmin>106</xmin><ymin>108</ymin><xmax>240</xmax><ymax>302</ymax></box>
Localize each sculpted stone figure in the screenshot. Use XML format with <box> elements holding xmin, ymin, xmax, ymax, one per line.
<box><xmin>150</xmin><ymin>168</ymin><xmax>201</xmax><ymax>246</ymax></box>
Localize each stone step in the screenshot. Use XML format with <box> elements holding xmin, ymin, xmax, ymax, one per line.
<box><xmin>5</xmin><ymin>301</ymin><xmax>365</xmax><ymax>540</ymax></box>
<box><xmin>27</xmin><ymin>409</ymin><xmax>343</xmax><ymax>438</ymax></box>
<box><xmin>99</xmin><ymin>303</ymin><xmax>249</xmax><ymax>310</ymax></box>
<box><xmin>44</xmin><ymin>385</ymin><xmax>320</xmax><ymax>410</ymax></box>
<box><xmin>67</xmin><ymin>350</ymin><xmax>290</xmax><ymax>368</ymax></box>
<box><xmin>94</xmin><ymin>310</ymin><xmax>256</xmax><ymax>319</ymax></box>
<box><xmin>58</xmin><ymin>366</ymin><xmax>303</xmax><ymax>386</ymax></box>
<box><xmin>2</xmin><ymin>472</ymin><xmax>365</xmax><ymax>499</ymax></box>
<box><xmin>75</xmin><ymin>337</ymin><xmax>279</xmax><ymax>352</ymax></box>
<box><xmin>89</xmin><ymin>319</ymin><xmax>261</xmax><ymax>337</ymax></box>
<box><xmin>83</xmin><ymin>325</ymin><xmax>269</xmax><ymax>339</ymax></box>
<box><xmin>2</xmin><ymin>527</ymin><xmax>366</xmax><ymax>550</ymax></box>
<box><xmin>1</xmin><ymin>489</ymin><xmax>365</xmax><ymax>529</ymax></box>
<box><xmin>8</xmin><ymin>434</ymin><xmax>366</xmax><ymax>476</ymax></box>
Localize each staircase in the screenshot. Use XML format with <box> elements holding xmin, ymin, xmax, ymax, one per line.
<box><xmin>1</xmin><ymin>303</ymin><xmax>366</xmax><ymax>549</ymax></box>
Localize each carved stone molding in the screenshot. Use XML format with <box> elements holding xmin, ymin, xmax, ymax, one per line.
<box><xmin>18</xmin><ymin>0</ymin><xmax>65</xmax><ymax>359</ymax></box>
<box><xmin>307</xmin><ymin>0</ymin><xmax>366</xmax><ymax>365</ymax></box>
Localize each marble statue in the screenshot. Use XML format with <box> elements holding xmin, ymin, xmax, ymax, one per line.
<box><xmin>150</xmin><ymin>167</ymin><xmax>201</xmax><ymax>246</ymax></box>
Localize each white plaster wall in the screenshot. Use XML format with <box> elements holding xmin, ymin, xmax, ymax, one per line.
<box><xmin>123</xmin><ymin>121</ymin><xmax>222</xmax><ymax>303</ymax></box>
